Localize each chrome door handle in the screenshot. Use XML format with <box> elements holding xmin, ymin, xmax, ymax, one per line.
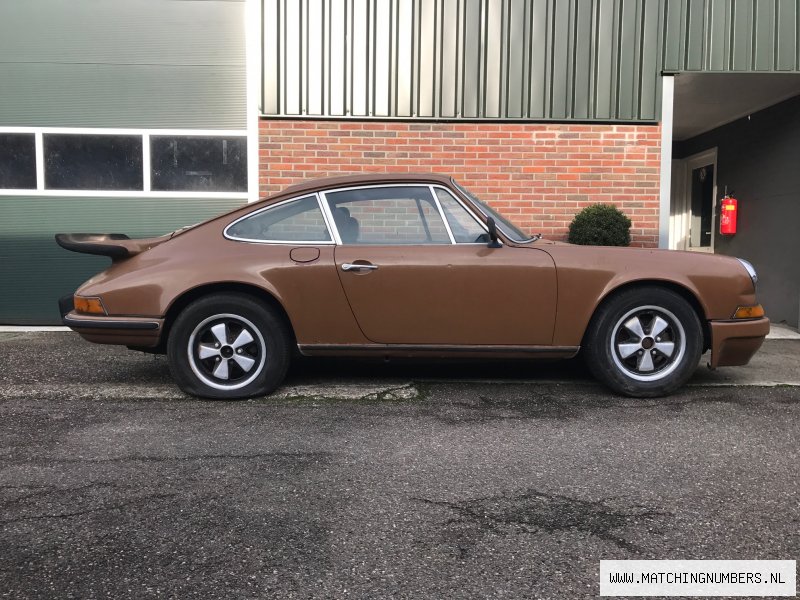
<box><xmin>341</xmin><ymin>263</ymin><xmax>378</xmax><ymax>272</ymax></box>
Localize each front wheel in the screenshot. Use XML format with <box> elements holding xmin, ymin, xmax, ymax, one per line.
<box><xmin>167</xmin><ymin>293</ymin><xmax>291</xmax><ymax>399</ymax></box>
<box><xmin>583</xmin><ymin>287</ymin><xmax>702</xmax><ymax>397</ymax></box>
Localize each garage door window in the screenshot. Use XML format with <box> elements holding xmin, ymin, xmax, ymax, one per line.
<box><xmin>151</xmin><ymin>136</ymin><xmax>247</xmax><ymax>192</ymax></box>
<box><xmin>44</xmin><ymin>134</ymin><xmax>143</xmax><ymax>191</ymax></box>
<box><xmin>0</xmin><ymin>133</ymin><xmax>37</xmax><ymax>189</ymax></box>
<box><xmin>0</xmin><ymin>128</ymin><xmax>250</xmax><ymax>198</ymax></box>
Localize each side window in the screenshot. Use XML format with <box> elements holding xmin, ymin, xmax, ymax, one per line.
<box><xmin>326</xmin><ymin>186</ymin><xmax>450</xmax><ymax>245</ymax></box>
<box><xmin>226</xmin><ymin>195</ymin><xmax>331</xmax><ymax>242</ymax></box>
<box><xmin>435</xmin><ymin>188</ymin><xmax>488</xmax><ymax>243</ymax></box>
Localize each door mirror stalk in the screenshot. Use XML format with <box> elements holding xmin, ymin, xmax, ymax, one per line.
<box><xmin>486</xmin><ymin>217</ymin><xmax>502</xmax><ymax>248</ymax></box>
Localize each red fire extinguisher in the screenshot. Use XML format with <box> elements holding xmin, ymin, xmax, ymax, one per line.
<box><xmin>720</xmin><ymin>193</ymin><xmax>737</xmax><ymax>235</ymax></box>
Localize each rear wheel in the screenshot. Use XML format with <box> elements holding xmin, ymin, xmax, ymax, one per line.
<box><xmin>167</xmin><ymin>293</ymin><xmax>291</xmax><ymax>399</ymax></box>
<box><xmin>583</xmin><ymin>287</ymin><xmax>702</xmax><ymax>397</ymax></box>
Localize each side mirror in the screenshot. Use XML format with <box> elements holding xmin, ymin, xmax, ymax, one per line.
<box><xmin>486</xmin><ymin>217</ymin><xmax>502</xmax><ymax>248</ymax></box>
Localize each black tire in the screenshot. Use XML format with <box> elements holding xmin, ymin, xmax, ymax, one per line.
<box><xmin>167</xmin><ymin>293</ymin><xmax>291</xmax><ymax>399</ymax></box>
<box><xmin>583</xmin><ymin>286</ymin><xmax>702</xmax><ymax>397</ymax></box>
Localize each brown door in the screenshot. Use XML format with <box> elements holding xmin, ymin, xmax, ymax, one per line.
<box><xmin>334</xmin><ymin>244</ymin><xmax>557</xmax><ymax>345</ymax></box>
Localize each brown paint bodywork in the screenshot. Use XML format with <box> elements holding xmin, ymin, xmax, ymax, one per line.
<box><xmin>61</xmin><ymin>173</ymin><xmax>768</xmax><ymax>368</ymax></box>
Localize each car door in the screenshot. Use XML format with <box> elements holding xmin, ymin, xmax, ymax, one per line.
<box><xmin>324</xmin><ymin>184</ymin><xmax>557</xmax><ymax>346</ymax></box>
<box><xmin>223</xmin><ymin>193</ymin><xmax>364</xmax><ymax>345</ymax></box>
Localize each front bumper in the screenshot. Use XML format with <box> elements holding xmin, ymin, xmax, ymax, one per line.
<box><xmin>60</xmin><ymin>296</ymin><xmax>163</xmax><ymax>347</ymax></box>
<box><xmin>708</xmin><ymin>317</ymin><xmax>770</xmax><ymax>368</ymax></box>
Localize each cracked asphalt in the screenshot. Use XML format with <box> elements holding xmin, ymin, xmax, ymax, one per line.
<box><xmin>1</xmin><ymin>333</ymin><xmax>799</xmax><ymax>599</ymax></box>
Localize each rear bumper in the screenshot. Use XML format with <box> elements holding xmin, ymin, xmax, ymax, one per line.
<box><xmin>61</xmin><ymin>305</ymin><xmax>164</xmax><ymax>348</ymax></box>
<box><xmin>708</xmin><ymin>317</ymin><xmax>770</xmax><ymax>368</ymax></box>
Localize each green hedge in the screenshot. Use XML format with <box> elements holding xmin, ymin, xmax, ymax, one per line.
<box><xmin>567</xmin><ymin>204</ymin><xmax>631</xmax><ymax>246</ymax></box>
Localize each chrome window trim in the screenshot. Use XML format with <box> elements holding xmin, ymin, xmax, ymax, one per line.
<box><xmin>429</xmin><ymin>185</ymin><xmax>457</xmax><ymax>244</ymax></box>
<box><xmin>318</xmin><ymin>190</ymin><xmax>343</xmax><ymax>245</ymax></box>
<box><xmin>223</xmin><ymin>193</ymin><xmax>336</xmax><ymax>245</ymax></box>
<box><xmin>429</xmin><ymin>184</ymin><xmax>493</xmax><ymax>245</ymax></box>
<box><xmin>320</xmin><ymin>183</ymin><xmax>455</xmax><ymax>247</ymax></box>
<box><xmin>225</xmin><ymin>181</ymin><xmax>502</xmax><ymax>248</ymax></box>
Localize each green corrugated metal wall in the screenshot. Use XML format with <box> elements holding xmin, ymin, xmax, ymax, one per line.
<box><xmin>663</xmin><ymin>0</ymin><xmax>800</xmax><ymax>72</ymax></box>
<box><xmin>0</xmin><ymin>0</ymin><xmax>246</xmax><ymax>128</ymax></box>
<box><xmin>0</xmin><ymin>198</ymin><xmax>244</xmax><ymax>324</ymax></box>
<box><xmin>0</xmin><ymin>0</ymin><xmax>248</xmax><ymax>324</ymax></box>
<box><xmin>261</xmin><ymin>0</ymin><xmax>800</xmax><ymax>121</ymax></box>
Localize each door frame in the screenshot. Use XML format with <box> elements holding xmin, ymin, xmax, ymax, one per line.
<box><xmin>671</xmin><ymin>147</ymin><xmax>718</xmax><ymax>252</ymax></box>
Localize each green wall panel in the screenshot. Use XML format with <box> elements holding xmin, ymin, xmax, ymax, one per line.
<box><xmin>262</xmin><ymin>0</ymin><xmax>800</xmax><ymax>122</ymax></box>
<box><xmin>262</xmin><ymin>0</ymin><xmax>670</xmax><ymax>121</ymax></box>
<box><xmin>0</xmin><ymin>0</ymin><xmax>246</xmax><ymax>129</ymax></box>
<box><xmin>0</xmin><ymin>197</ymin><xmax>245</xmax><ymax>324</ymax></box>
<box><xmin>662</xmin><ymin>0</ymin><xmax>800</xmax><ymax>73</ymax></box>
<box><xmin>0</xmin><ymin>64</ymin><xmax>246</xmax><ymax>130</ymax></box>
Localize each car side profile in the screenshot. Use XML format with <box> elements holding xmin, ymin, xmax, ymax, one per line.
<box><xmin>57</xmin><ymin>173</ymin><xmax>769</xmax><ymax>399</ymax></box>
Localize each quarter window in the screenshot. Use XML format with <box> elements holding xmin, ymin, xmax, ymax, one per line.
<box><xmin>226</xmin><ymin>195</ymin><xmax>331</xmax><ymax>242</ymax></box>
<box><xmin>325</xmin><ymin>186</ymin><xmax>450</xmax><ymax>245</ymax></box>
<box><xmin>434</xmin><ymin>188</ymin><xmax>488</xmax><ymax>243</ymax></box>
<box><xmin>0</xmin><ymin>133</ymin><xmax>36</xmax><ymax>189</ymax></box>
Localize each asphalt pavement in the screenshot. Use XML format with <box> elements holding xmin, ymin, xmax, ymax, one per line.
<box><xmin>0</xmin><ymin>333</ymin><xmax>798</xmax><ymax>599</ymax></box>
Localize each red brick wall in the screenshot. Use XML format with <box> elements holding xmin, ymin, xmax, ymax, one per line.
<box><xmin>259</xmin><ymin>119</ymin><xmax>661</xmax><ymax>246</ymax></box>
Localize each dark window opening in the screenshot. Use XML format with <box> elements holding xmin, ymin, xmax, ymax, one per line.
<box><xmin>150</xmin><ymin>136</ymin><xmax>247</xmax><ymax>192</ymax></box>
<box><xmin>0</xmin><ymin>133</ymin><xmax>37</xmax><ymax>189</ymax></box>
<box><xmin>44</xmin><ymin>134</ymin><xmax>143</xmax><ymax>191</ymax></box>
<box><xmin>690</xmin><ymin>164</ymin><xmax>714</xmax><ymax>248</ymax></box>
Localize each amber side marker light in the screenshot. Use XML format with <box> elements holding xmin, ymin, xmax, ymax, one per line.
<box><xmin>732</xmin><ymin>304</ymin><xmax>765</xmax><ymax>319</ymax></box>
<box><xmin>74</xmin><ymin>296</ymin><xmax>107</xmax><ymax>315</ymax></box>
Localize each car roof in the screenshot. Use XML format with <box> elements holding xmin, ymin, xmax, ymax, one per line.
<box><xmin>276</xmin><ymin>172</ymin><xmax>454</xmax><ymax>198</ymax></box>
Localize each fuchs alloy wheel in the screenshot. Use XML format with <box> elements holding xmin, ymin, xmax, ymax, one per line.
<box><xmin>584</xmin><ymin>287</ymin><xmax>702</xmax><ymax>397</ymax></box>
<box><xmin>187</xmin><ymin>314</ymin><xmax>266</xmax><ymax>391</ymax></box>
<box><xmin>167</xmin><ymin>293</ymin><xmax>291</xmax><ymax>399</ymax></box>
<box><xmin>610</xmin><ymin>305</ymin><xmax>686</xmax><ymax>382</ymax></box>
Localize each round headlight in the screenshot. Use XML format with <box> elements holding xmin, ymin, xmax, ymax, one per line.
<box><xmin>737</xmin><ymin>258</ymin><xmax>758</xmax><ymax>286</ymax></box>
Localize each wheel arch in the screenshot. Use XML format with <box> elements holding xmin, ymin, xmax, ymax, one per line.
<box><xmin>161</xmin><ymin>282</ymin><xmax>296</xmax><ymax>349</ymax></box>
<box><xmin>585</xmin><ymin>280</ymin><xmax>710</xmax><ymax>351</ymax></box>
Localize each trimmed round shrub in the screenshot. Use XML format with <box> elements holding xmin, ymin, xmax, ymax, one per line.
<box><xmin>567</xmin><ymin>203</ymin><xmax>632</xmax><ymax>246</ymax></box>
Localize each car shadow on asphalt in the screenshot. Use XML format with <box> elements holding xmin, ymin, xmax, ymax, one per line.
<box><xmin>285</xmin><ymin>355</ymin><xmax>595</xmax><ymax>386</ymax></box>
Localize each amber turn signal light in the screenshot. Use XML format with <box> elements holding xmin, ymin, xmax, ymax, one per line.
<box><xmin>732</xmin><ymin>304</ymin><xmax>765</xmax><ymax>319</ymax></box>
<box><xmin>74</xmin><ymin>296</ymin><xmax>106</xmax><ymax>315</ymax></box>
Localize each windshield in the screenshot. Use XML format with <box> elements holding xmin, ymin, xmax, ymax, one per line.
<box><xmin>451</xmin><ymin>179</ymin><xmax>534</xmax><ymax>243</ymax></box>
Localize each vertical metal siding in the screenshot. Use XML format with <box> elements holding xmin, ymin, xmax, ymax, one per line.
<box><xmin>263</xmin><ymin>0</ymin><xmax>800</xmax><ymax>122</ymax></box>
<box><xmin>263</xmin><ymin>0</ymin><xmax>671</xmax><ymax>120</ymax></box>
<box><xmin>662</xmin><ymin>0</ymin><xmax>800</xmax><ymax>73</ymax></box>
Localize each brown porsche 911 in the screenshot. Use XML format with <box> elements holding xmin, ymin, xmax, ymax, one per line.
<box><xmin>57</xmin><ymin>173</ymin><xmax>768</xmax><ymax>399</ymax></box>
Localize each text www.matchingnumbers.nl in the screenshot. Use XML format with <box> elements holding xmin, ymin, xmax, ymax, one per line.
<box><xmin>607</xmin><ymin>571</ymin><xmax>788</xmax><ymax>585</ymax></box>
